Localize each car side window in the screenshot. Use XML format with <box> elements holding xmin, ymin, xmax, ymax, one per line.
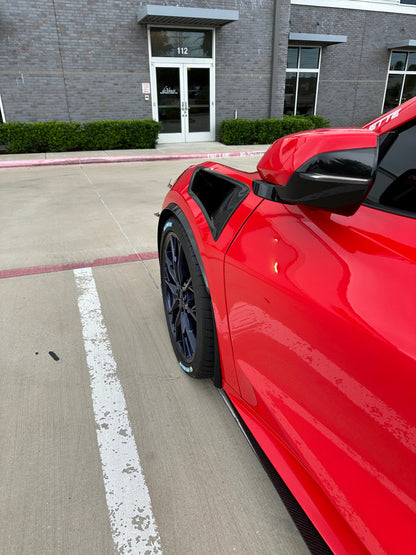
<box><xmin>365</xmin><ymin>123</ymin><xmax>416</xmax><ymax>217</ymax></box>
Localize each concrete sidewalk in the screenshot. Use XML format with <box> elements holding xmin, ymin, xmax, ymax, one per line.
<box><xmin>0</xmin><ymin>141</ymin><xmax>270</xmax><ymax>169</ymax></box>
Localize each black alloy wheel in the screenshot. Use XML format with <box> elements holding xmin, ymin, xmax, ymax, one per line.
<box><xmin>160</xmin><ymin>216</ymin><xmax>217</xmax><ymax>378</ymax></box>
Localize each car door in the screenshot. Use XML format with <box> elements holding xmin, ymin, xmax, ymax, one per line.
<box><xmin>224</xmin><ymin>123</ymin><xmax>416</xmax><ymax>553</ymax></box>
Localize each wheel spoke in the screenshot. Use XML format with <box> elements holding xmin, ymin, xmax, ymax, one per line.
<box><xmin>162</xmin><ymin>230</ymin><xmax>197</xmax><ymax>362</ymax></box>
<box><xmin>174</xmin><ymin>310</ymin><xmax>182</xmax><ymax>342</ymax></box>
<box><xmin>168</xmin><ymin>296</ymin><xmax>179</xmax><ymax>315</ymax></box>
<box><xmin>166</xmin><ymin>238</ymin><xmax>181</xmax><ymax>287</ymax></box>
<box><xmin>183</xmin><ymin>318</ymin><xmax>196</xmax><ymax>356</ymax></box>
<box><xmin>164</xmin><ymin>276</ymin><xmax>179</xmax><ymax>298</ymax></box>
<box><xmin>187</xmin><ymin>305</ymin><xmax>197</xmax><ymax>322</ymax></box>
<box><xmin>176</xmin><ymin>241</ymin><xmax>186</xmax><ymax>285</ymax></box>
<box><xmin>182</xmin><ymin>276</ymin><xmax>192</xmax><ymax>291</ymax></box>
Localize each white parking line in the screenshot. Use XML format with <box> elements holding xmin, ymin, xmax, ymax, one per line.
<box><xmin>74</xmin><ymin>267</ymin><xmax>162</xmax><ymax>554</ymax></box>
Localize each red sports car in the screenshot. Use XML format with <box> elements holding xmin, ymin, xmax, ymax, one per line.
<box><xmin>158</xmin><ymin>98</ymin><xmax>416</xmax><ymax>554</ymax></box>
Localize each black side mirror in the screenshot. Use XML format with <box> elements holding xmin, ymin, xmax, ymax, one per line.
<box><xmin>255</xmin><ymin>128</ymin><xmax>379</xmax><ymax>216</ymax></box>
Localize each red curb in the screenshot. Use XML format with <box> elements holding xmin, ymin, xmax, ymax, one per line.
<box><xmin>0</xmin><ymin>149</ymin><xmax>267</xmax><ymax>169</ymax></box>
<box><xmin>0</xmin><ymin>251</ymin><xmax>159</xmax><ymax>279</ymax></box>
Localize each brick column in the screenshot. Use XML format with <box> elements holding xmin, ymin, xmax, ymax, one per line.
<box><xmin>270</xmin><ymin>0</ymin><xmax>291</xmax><ymax>119</ymax></box>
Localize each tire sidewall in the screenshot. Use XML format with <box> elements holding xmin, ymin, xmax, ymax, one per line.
<box><xmin>160</xmin><ymin>217</ymin><xmax>214</xmax><ymax>378</ymax></box>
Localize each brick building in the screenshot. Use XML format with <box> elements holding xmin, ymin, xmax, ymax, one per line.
<box><xmin>0</xmin><ymin>0</ymin><xmax>415</xmax><ymax>142</ymax></box>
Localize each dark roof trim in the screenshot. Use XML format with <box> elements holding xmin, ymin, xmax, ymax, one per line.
<box><xmin>138</xmin><ymin>5</ymin><xmax>239</xmax><ymax>27</ymax></box>
<box><xmin>388</xmin><ymin>39</ymin><xmax>416</xmax><ymax>51</ymax></box>
<box><xmin>289</xmin><ymin>32</ymin><xmax>347</xmax><ymax>46</ymax></box>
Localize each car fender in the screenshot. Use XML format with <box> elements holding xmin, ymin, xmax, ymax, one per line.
<box><xmin>158</xmin><ymin>162</ymin><xmax>263</xmax><ymax>393</ymax></box>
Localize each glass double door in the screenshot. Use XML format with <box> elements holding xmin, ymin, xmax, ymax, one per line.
<box><xmin>152</xmin><ymin>63</ymin><xmax>214</xmax><ymax>143</ymax></box>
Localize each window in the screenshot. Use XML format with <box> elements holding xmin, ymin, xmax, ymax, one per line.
<box><xmin>150</xmin><ymin>28</ymin><xmax>213</xmax><ymax>58</ymax></box>
<box><xmin>0</xmin><ymin>94</ymin><xmax>5</xmax><ymax>123</ymax></box>
<box><xmin>383</xmin><ymin>51</ymin><xmax>416</xmax><ymax>113</ymax></box>
<box><xmin>400</xmin><ymin>1</ymin><xmax>416</xmax><ymax>5</ymax></box>
<box><xmin>284</xmin><ymin>47</ymin><xmax>320</xmax><ymax>116</ymax></box>
<box><xmin>365</xmin><ymin>123</ymin><xmax>416</xmax><ymax>217</ymax></box>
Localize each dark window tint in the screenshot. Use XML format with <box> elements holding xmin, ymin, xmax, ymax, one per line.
<box><xmin>284</xmin><ymin>72</ymin><xmax>297</xmax><ymax>115</ymax></box>
<box><xmin>402</xmin><ymin>74</ymin><xmax>416</xmax><ymax>104</ymax></box>
<box><xmin>390</xmin><ymin>52</ymin><xmax>407</xmax><ymax>71</ymax></box>
<box><xmin>287</xmin><ymin>47</ymin><xmax>299</xmax><ymax>69</ymax></box>
<box><xmin>150</xmin><ymin>28</ymin><xmax>212</xmax><ymax>58</ymax></box>
<box><xmin>384</xmin><ymin>74</ymin><xmax>404</xmax><ymax>113</ymax></box>
<box><xmin>187</xmin><ymin>67</ymin><xmax>210</xmax><ymax>133</ymax></box>
<box><xmin>296</xmin><ymin>73</ymin><xmax>318</xmax><ymax>115</ymax></box>
<box><xmin>156</xmin><ymin>67</ymin><xmax>181</xmax><ymax>133</ymax></box>
<box><xmin>284</xmin><ymin>47</ymin><xmax>320</xmax><ymax>116</ymax></box>
<box><xmin>299</xmin><ymin>48</ymin><xmax>320</xmax><ymax>69</ymax></box>
<box><xmin>407</xmin><ymin>53</ymin><xmax>416</xmax><ymax>71</ymax></box>
<box><xmin>366</xmin><ymin>124</ymin><xmax>416</xmax><ymax>216</ymax></box>
<box><xmin>383</xmin><ymin>51</ymin><xmax>416</xmax><ymax>112</ymax></box>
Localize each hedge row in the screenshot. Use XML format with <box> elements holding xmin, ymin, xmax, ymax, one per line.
<box><xmin>0</xmin><ymin>120</ymin><xmax>162</xmax><ymax>153</ymax></box>
<box><xmin>219</xmin><ymin>115</ymin><xmax>330</xmax><ymax>145</ymax></box>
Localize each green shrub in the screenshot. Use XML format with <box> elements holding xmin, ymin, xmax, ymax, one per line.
<box><xmin>0</xmin><ymin>119</ymin><xmax>162</xmax><ymax>153</ymax></box>
<box><xmin>6</xmin><ymin>121</ymin><xmax>84</xmax><ymax>153</ymax></box>
<box><xmin>0</xmin><ymin>123</ymin><xmax>10</xmax><ymax>151</ymax></box>
<box><xmin>219</xmin><ymin>119</ymin><xmax>257</xmax><ymax>145</ymax></box>
<box><xmin>82</xmin><ymin>120</ymin><xmax>161</xmax><ymax>150</ymax></box>
<box><xmin>219</xmin><ymin>114</ymin><xmax>330</xmax><ymax>145</ymax></box>
<box><xmin>304</xmin><ymin>115</ymin><xmax>330</xmax><ymax>129</ymax></box>
<box><xmin>255</xmin><ymin>119</ymin><xmax>285</xmax><ymax>144</ymax></box>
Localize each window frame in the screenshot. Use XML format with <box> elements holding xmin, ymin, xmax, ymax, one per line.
<box><xmin>0</xmin><ymin>94</ymin><xmax>5</xmax><ymax>123</ymax></box>
<box><xmin>382</xmin><ymin>50</ymin><xmax>416</xmax><ymax>113</ymax></box>
<box><xmin>284</xmin><ymin>45</ymin><xmax>321</xmax><ymax>117</ymax></box>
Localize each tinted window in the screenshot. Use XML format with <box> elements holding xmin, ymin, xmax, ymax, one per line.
<box><xmin>402</xmin><ymin>74</ymin><xmax>416</xmax><ymax>104</ymax></box>
<box><xmin>366</xmin><ymin>124</ymin><xmax>416</xmax><ymax>216</ymax></box>
<box><xmin>299</xmin><ymin>48</ymin><xmax>320</xmax><ymax>69</ymax></box>
<box><xmin>150</xmin><ymin>28</ymin><xmax>212</xmax><ymax>58</ymax></box>
<box><xmin>284</xmin><ymin>47</ymin><xmax>320</xmax><ymax>116</ymax></box>
<box><xmin>383</xmin><ymin>51</ymin><xmax>416</xmax><ymax>113</ymax></box>
<box><xmin>408</xmin><ymin>52</ymin><xmax>416</xmax><ymax>71</ymax></box>
<box><xmin>287</xmin><ymin>47</ymin><xmax>298</xmax><ymax>69</ymax></box>
<box><xmin>390</xmin><ymin>51</ymin><xmax>406</xmax><ymax>71</ymax></box>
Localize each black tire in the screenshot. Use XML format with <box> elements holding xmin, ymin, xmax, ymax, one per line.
<box><xmin>160</xmin><ymin>216</ymin><xmax>217</xmax><ymax>378</ymax></box>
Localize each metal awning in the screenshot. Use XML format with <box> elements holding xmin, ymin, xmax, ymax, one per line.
<box><xmin>289</xmin><ymin>32</ymin><xmax>347</xmax><ymax>46</ymax></box>
<box><xmin>138</xmin><ymin>5</ymin><xmax>239</xmax><ymax>27</ymax></box>
<box><xmin>388</xmin><ymin>39</ymin><xmax>416</xmax><ymax>51</ymax></box>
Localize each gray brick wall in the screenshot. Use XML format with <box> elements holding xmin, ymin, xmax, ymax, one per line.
<box><xmin>291</xmin><ymin>5</ymin><xmax>416</xmax><ymax>126</ymax></box>
<box><xmin>0</xmin><ymin>0</ymin><xmax>152</xmax><ymax>122</ymax></box>
<box><xmin>1</xmin><ymin>1</ymin><xmax>415</xmax><ymax>130</ymax></box>
<box><xmin>0</xmin><ymin>0</ymin><xmax>278</xmax><ymax>132</ymax></box>
<box><xmin>215</xmin><ymin>0</ymin><xmax>276</xmax><ymax>124</ymax></box>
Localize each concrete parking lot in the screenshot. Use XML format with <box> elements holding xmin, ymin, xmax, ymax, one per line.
<box><xmin>0</xmin><ymin>154</ymin><xmax>315</xmax><ymax>554</ymax></box>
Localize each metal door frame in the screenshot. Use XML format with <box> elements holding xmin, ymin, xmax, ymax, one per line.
<box><xmin>150</xmin><ymin>61</ymin><xmax>215</xmax><ymax>143</ymax></box>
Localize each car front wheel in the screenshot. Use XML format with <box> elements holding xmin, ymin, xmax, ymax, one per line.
<box><xmin>160</xmin><ymin>216</ymin><xmax>217</xmax><ymax>379</ymax></box>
